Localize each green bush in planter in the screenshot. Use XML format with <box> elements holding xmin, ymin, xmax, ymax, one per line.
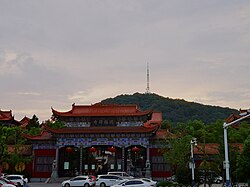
<box><xmin>157</xmin><ymin>181</ymin><xmax>180</xmax><ymax>187</ymax></box>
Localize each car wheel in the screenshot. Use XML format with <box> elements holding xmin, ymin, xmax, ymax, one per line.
<box><xmin>100</xmin><ymin>182</ymin><xmax>106</xmax><ymax>187</ymax></box>
<box><xmin>84</xmin><ymin>183</ymin><xmax>90</xmax><ymax>187</ymax></box>
<box><xmin>64</xmin><ymin>183</ymin><xmax>70</xmax><ymax>187</ymax></box>
<box><xmin>17</xmin><ymin>182</ymin><xmax>22</xmax><ymax>187</ymax></box>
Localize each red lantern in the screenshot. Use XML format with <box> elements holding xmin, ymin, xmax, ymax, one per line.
<box><xmin>109</xmin><ymin>146</ymin><xmax>116</xmax><ymax>153</ymax></box>
<box><xmin>132</xmin><ymin>146</ymin><xmax>139</xmax><ymax>153</ymax></box>
<box><xmin>89</xmin><ymin>146</ymin><xmax>97</xmax><ymax>153</ymax></box>
<box><xmin>66</xmin><ymin>147</ymin><xmax>73</xmax><ymax>154</ymax></box>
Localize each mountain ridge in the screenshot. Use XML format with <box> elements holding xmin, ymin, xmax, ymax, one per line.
<box><xmin>101</xmin><ymin>92</ymin><xmax>238</xmax><ymax>124</ymax></box>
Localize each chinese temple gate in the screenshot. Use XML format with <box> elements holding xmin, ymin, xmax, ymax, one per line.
<box><xmin>24</xmin><ymin>103</ymin><xmax>171</xmax><ymax>180</ymax></box>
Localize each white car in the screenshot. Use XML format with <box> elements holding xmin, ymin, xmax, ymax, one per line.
<box><xmin>107</xmin><ymin>172</ymin><xmax>134</xmax><ymax>179</ymax></box>
<box><xmin>111</xmin><ymin>179</ymin><xmax>151</xmax><ymax>187</ymax></box>
<box><xmin>61</xmin><ymin>176</ymin><xmax>95</xmax><ymax>187</ymax></box>
<box><xmin>0</xmin><ymin>179</ymin><xmax>16</xmax><ymax>187</ymax></box>
<box><xmin>110</xmin><ymin>180</ymin><xmax>128</xmax><ymax>187</ymax></box>
<box><xmin>96</xmin><ymin>175</ymin><xmax>125</xmax><ymax>187</ymax></box>
<box><xmin>140</xmin><ymin>178</ymin><xmax>157</xmax><ymax>187</ymax></box>
<box><xmin>5</xmin><ymin>175</ymin><xmax>28</xmax><ymax>187</ymax></box>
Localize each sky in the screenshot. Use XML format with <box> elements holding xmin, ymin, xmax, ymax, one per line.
<box><xmin>1</xmin><ymin>0</ymin><xmax>250</xmax><ymax>122</ymax></box>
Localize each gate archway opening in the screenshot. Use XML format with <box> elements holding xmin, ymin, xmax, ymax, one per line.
<box><xmin>58</xmin><ymin>146</ymin><xmax>80</xmax><ymax>177</ymax></box>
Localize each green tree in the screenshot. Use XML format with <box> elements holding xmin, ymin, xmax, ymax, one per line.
<box><xmin>0</xmin><ymin>125</ymin><xmax>10</xmax><ymax>172</ymax></box>
<box><xmin>23</xmin><ymin>127</ymin><xmax>42</xmax><ymax>136</ymax></box>
<box><xmin>236</xmin><ymin>135</ymin><xmax>250</xmax><ymax>182</ymax></box>
<box><xmin>26</xmin><ymin>114</ymin><xmax>40</xmax><ymax>129</ymax></box>
<box><xmin>228</xmin><ymin>122</ymin><xmax>250</xmax><ymax>143</ymax></box>
<box><xmin>47</xmin><ymin>119</ymin><xmax>65</xmax><ymax>128</ymax></box>
<box><xmin>163</xmin><ymin>134</ymin><xmax>192</xmax><ymax>184</ymax></box>
<box><xmin>0</xmin><ymin>126</ymin><xmax>30</xmax><ymax>173</ymax></box>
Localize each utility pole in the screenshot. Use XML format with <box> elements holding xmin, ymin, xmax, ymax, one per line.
<box><xmin>190</xmin><ymin>138</ymin><xmax>197</xmax><ymax>187</ymax></box>
<box><xmin>223</xmin><ymin>110</ymin><xmax>250</xmax><ymax>187</ymax></box>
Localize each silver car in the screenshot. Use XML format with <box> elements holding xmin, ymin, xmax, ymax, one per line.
<box><xmin>5</xmin><ymin>174</ymin><xmax>28</xmax><ymax>187</ymax></box>
<box><xmin>61</xmin><ymin>176</ymin><xmax>95</xmax><ymax>187</ymax></box>
<box><xmin>140</xmin><ymin>178</ymin><xmax>157</xmax><ymax>187</ymax></box>
<box><xmin>96</xmin><ymin>175</ymin><xmax>125</xmax><ymax>187</ymax></box>
<box><xmin>111</xmin><ymin>179</ymin><xmax>151</xmax><ymax>187</ymax></box>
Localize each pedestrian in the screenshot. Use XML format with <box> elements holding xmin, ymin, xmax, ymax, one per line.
<box><xmin>23</xmin><ymin>181</ymin><xmax>29</xmax><ymax>187</ymax></box>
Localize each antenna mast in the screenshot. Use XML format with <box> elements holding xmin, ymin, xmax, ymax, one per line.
<box><xmin>146</xmin><ymin>63</ymin><xmax>151</xmax><ymax>94</ymax></box>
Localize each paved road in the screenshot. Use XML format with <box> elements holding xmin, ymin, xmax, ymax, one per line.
<box><xmin>28</xmin><ymin>182</ymin><xmax>61</xmax><ymax>187</ymax></box>
<box><xmin>28</xmin><ymin>183</ymin><xmax>222</xmax><ymax>187</ymax></box>
<box><xmin>28</xmin><ymin>182</ymin><xmax>248</xmax><ymax>187</ymax></box>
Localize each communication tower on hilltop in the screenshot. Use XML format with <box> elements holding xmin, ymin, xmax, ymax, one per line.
<box><xmin>145</xmin><ymin>63</ymin><xmax>151</xmax><ymax>94</ymax></box>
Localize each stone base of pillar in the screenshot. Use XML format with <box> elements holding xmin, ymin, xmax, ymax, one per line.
<box><xmin>145</xmin><ymin>168</ymin><xmax>151</xmax><ymax>178</ymax></box>
<box><xmin>48</xmin><ymin>160</ymin><xmax>58</xmax><ymax>183</ymax></box>
<box><xmin>145</xmin><ymin>160</ymin><xmax>151</xmax><ymax>178</ymax></box>
<box><xmin>46</xmin><ymin>171</ymin><xmax>59</xmax><ymax>183</ymax></box>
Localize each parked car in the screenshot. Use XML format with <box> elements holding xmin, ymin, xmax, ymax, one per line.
<box><xmin>0</xmin><ymin>180</ymin><xmax>16</xmax><ymax>187</ymax></box>
<box><xmin>197</xmin><ymin>170</ymin><xmax>223</xmax><ymax>184</ymax></box>
<box><xmin>166</xmin><ymin>175</ymin><xmax>177</xmax><ymax>182</ymax></box>
<box><xmin>107</xmin><ymin>172</ymin><xmax>134</xmax><ymax>179</ymax></box>
<box><xmin>61</xmin><ymin>176</ymin><xmax>95</xmax><ymax>187</ymax></box>
<box><xmin>5</xmin><ymin>175</ymin><xmax>28</xmax><ymax>187</ymax></box>
<box><xmin>96</xmin><ymin>175</ymin><xmax>125</xmax><ymax>187</ymax></box>
<box><xmin>110</xmin><ymin>179</ymin><xmax>151</xmax><ymax>187</ymax></box>
<box><xmin>213</xmin><ymin>175</ymin><xmax>223</xmax><ymax>184</ymax></box>
<box><xmin>199</xmin><ymin>175</ymin><xmax>223</xmax><ymax>184</ymax></box>
<box><xmin>0</xmin><ymin>174</ymin><xmax>7</xmax><ymax>178</ymax></box>
<box><xmin>0</xmin><ymin>178</ymin><xmax>17</xmax><ymax>187</ymax></box>
<box><xmin>139</xmin><ymin>178</ymin><xmax>157</xmax><ymax>187</ymax></box>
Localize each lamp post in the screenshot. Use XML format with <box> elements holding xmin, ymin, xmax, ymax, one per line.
<box><xmin>223</xmin><ymin>110</ymin><xmax>250</xmax><ymax>187</ymax></box>
<box><xmin>190</xmin><ymin>137</ymin><xmax>197</xmax><ymax>187</ymax></box>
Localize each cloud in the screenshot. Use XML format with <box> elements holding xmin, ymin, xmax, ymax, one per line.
<box><xmin>194</xmin><ymin>88</ymin><xmax>250</xmax><ymax>109</ymax></box>
<box><xmin>0</xmin><ymin>50</ymin><xmax>26</xmax><ymax>75</ymax></box>
<box><xmin>17</xmin><ymin>92</ymin><xmax>41</xmax><ymax>96</ymax></box>
<box><xmin>1</xmin><ymin>0</ymin><xmax>250</xmax><ymax>121</ymax></box>
<box><xmin>68</xmin><ymin>82</ymin><xmax>141</xmax><ymax>105</ymax></box>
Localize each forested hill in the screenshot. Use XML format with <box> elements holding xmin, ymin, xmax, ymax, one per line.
<box><xmin>101</xmin><ymin>92</ymin><xmax>238</xmax><ymax>124</ymax></box>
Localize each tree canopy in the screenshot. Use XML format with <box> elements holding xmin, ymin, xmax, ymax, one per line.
<box><xmin>162</xmin><ymin>119</ymin><xmax>250</xmax><ymax>184</ymax></box>
<box><xmin>0</xmin><ymin>125</ymin><xmax>30</xmax><ymax>173</ymax></box>
<box><xmin>101</xmin><ymin>92</ymin><xmax>237</xmax><ymax>124</ymax></box>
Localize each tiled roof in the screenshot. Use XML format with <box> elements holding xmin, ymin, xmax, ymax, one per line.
<box><xmin>22</xmin><ymin>130</ymin><xmax>53</xmax><ymax>140</ymax></box>
<box><xmin>194</xmin><ymin>143</ymin><xmax>243</xmax><ymax>155</ymax></box>
<box><xmin>20</xmin><ymin>116</ymin><xmax>30</xmax><ymax>125</ymax></box>
<box><xmin>194</xmin><ymin>144</ymin><xmax>220</xmax><ymax>155</ymax></box>
<box><xmin>19</xmin><ymin>116</ymin><xmax>30</xmax><ymax>129</ymax></box>
<box><xmin>0</xmin><ymin>110</ymin><xmax>13</xmax><ymax>121</ymax></box>
<box><xmin>144</xmin><ymin>112</ymin><xmax>162</xmax><ymax>127</ymax></box>
<box><xmin>44</xmin><ymin>124</ymin><xmax>159</xmax><ymax>134</ymax></box>
<box><xmin>156</xmin><ymin>129</ymin><xmax>170</xmax><ymax>139</ymax></box>
<box><xmin>226</xmin><ymin>109</ymin><xmax>250</xmax><ymax>123</ymax></box>
<box><xmin>52</xmin><ymin>103</ymin><xmax>153</xmax><ymax>117</ymax></box>
<box><xmin>225</xmin><ymin>109</ymin><xmax>250</xmax><ymax>128</ymax></box>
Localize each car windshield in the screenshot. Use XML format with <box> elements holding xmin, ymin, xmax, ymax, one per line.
<box><xmin>1</xmin><ymin>178</ymin><xmax>8</xmax><ymax>182</ymax></box>
<box><xmin>7</xmin><ymin>176</ymin><xmax>21</xmax><ymax>180</ymax></box>
<box><xmin>117</xmin><ymin>180</ymin><xmax>127</xmax><ymax>185</ymax></box>
<box><xmin>142</xmin><ymin>179</ymin><xmax>151</xmax><ymax>182</ymax></box>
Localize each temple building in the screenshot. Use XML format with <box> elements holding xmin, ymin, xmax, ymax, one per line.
<box><xmin>19</xmin><ymin>116</ymin><xmax>31</xmax><ymax>130</ymax></box>
<box><xmin>0</xmin><ymin>109</ymin><xmax>20</xmax><ymax>126</ymax></box>
<box><xmin>23</xmin><ymin>103</ymin><xmax>171</xmax><ymax>180</ymax></box>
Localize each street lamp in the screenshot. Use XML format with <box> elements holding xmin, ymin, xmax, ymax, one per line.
<box><xmin>223</xmin><ymin>109</ymin><xmax>250</xmax><ymax>187</ymax></box>
<box><xmin>190</xmin><ymin>137</ymin><xmax>197</xmax><ymax>187</ymax></box>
